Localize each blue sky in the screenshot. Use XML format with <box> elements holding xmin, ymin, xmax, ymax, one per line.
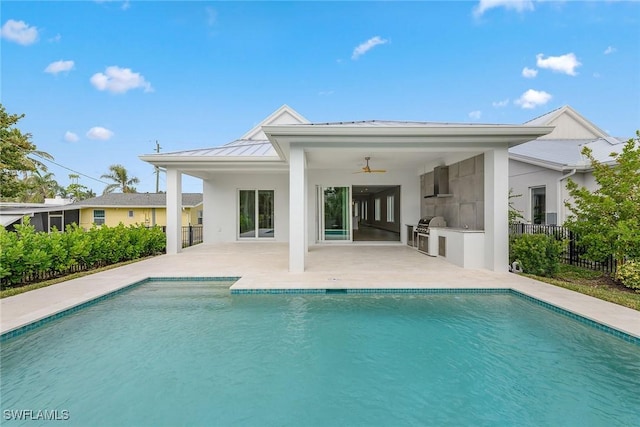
<box><xmin>2</xmin><ymin>0</ymin><xmax>639</xmax><ymax>194</ymax></box>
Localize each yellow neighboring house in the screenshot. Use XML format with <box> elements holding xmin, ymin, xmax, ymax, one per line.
<box><xmin>74</xmin><ymin>193</ymin><xmax>203</xmax><ymax>229</ymax></box>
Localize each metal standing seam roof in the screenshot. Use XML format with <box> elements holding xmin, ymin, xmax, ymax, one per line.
<box><xmin>523</xmin><ymin>106</ymin><xmax>564</xmax><ymax>126</ymax></box>
<box><xmin>509</xmin><ymin>137</ymin><xmax>624</xmax><ymax>167</ymax></box>
<box><xmin>149</xmin><ymin>121</ymin><xmax>539</xmax><ymax>160</ymax></box>
<box><xmin>303</xmin><ymin>119</ymin><xmax>521</xmax><ymax>127</ymax></box>
<box><xmin>150</xmin><ymin>139</ymin><xmax>278</xmax><ymax>158</ymax></box>
<box><xmin>73</xmin><ymin>193</ymin><xmax>203</xmax><ymax>207</ymax></box>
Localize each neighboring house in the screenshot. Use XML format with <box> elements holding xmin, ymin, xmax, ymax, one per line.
<box><xmin>73</xmin><ymin>193</ymin><xmax>203</xmax><ymax>229</ymax></box>
<box><xmin>140</xmin><ymin>105</ymin><xmax>553</xmax><ymax>272</ymax></box>
<box><xmin>0</xmin><ymin>197</ymin><xmax>79</xmax><ymax>232</ymax></box>
<box><xmin>509</xmin><ymin>105</ymin><xmax>626</xmax><ymax>225</ymax></box>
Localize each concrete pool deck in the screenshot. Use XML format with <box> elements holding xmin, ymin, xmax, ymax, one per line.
<box><xmin>2</xmin><ymin>243</ymin><xmax>639</xmax><ymax>340</ymax></box>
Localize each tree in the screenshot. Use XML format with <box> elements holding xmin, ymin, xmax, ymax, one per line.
<box><xmin>508</xmin><ymin>188</ymin><xmax>524</xmax><ymax>225</ymax></box>
<box><xmin>0</xmin><ymin>104</ymin><xmax>54</xmax><ymax>200</ymax></box>
<box><xmin>60</xmin><ymin>174</ymin><xmax>96</xmax><ymax>201</ymax></box>
<box><xmin>565</xmin><ymin>131</ymin><xmax>640</xmax><ymax>265</ymax></box>
<box><xmin>21</xmin><ymin>171</ymin><xmax>61</xmax><ymax>203</ymax></box>
<box><xmin>101</xmin><ymin>164</ymin><xmax>140</xmax><ymax>194</ymax></box>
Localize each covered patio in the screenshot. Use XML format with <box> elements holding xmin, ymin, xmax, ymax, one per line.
<box><xmin>140</xmin><ymin>105</ymin><xmax>554</xmax><ymax>274</ymax></box>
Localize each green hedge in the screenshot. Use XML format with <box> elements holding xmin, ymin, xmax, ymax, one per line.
<box><xmin>510</xmin><ymin>233</ymin><xmax>564</xmax><ymax>277</ymax></box>
<box><xmin>0</xmin><ymin>219</ymin><xmax>165</xmax><ymax>288</ymax></box>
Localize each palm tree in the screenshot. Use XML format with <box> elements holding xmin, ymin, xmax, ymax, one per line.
<box><xmin>21</xmin><ymin>171</ymin><xmax>61</xmax><ymax>202</ymax></box>
<box><xmin>101</xmin><ymin>164</ymin><xmax>140</xmax><ymax>194</ymax></box>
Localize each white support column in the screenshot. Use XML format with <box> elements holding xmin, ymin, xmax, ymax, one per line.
<box><xmin>289</xmin><ymin>146</ymin><xmax>306</xmax><ymax>272</ymax></box>
<box><xmin>166</xmin><ymin>168</ymin><xmax>183</xmax><ymax>255</ymax></box>
<box><xmin>484</xmin><ymin>149</ymin><xmax>509</xmax><ymax>272</ymax></box>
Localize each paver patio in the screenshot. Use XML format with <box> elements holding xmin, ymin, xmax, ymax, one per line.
<box><xmin>2</xmin><ymin>243</ymin><xmax>639</xmax><ymax>339</ymax></box>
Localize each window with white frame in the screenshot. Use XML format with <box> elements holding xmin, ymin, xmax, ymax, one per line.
<box><xmin>374</xmin><ymin>198</ymin><xmax>381</xmax><ymax>221</ymax></box>
<box><xmin>49</xmin><ymin>211</ymin><xmax>63</xmax><ymax>232</ymax></box>
<box><xmin>387</xmin><ymin>195</ymin><xmax>394</xmax><ymax>222</ymax></box>
<box><xmin>238</xmin><ymin>189</ymin><xmax>274</xmax><ymax>239</ymax></box>
<box><xmin>128</xmin><ymin>210</ymin><xmax>134</xmax><ymax>218</ymax></box>
<box><xmin>93</xmin><ymin>210</ymin><xmax>105</xmax><ymax>225</ymax></box>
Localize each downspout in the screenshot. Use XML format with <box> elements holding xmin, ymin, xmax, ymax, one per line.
<box><xmin>557</xmin><ymin>168</ymin><xmax>576</xmax><ymax>225</ymax></box>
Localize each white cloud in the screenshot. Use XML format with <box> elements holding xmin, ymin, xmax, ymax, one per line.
<box><xmin>44</xmin><ymin>60</ymin><xmax>75</xmax><ymax>75</ymax></box>
<box><xmin>351</xmin><ymin>36</ymin><xmax>388</xmax><ymax>60</ymax></box>
<box><xmin>94</xmin><ymin>0</ymin><xmax>130</xmax><ymax>9</ymax></box>
<box><xmin>469</xmin><ymin>110</ymin><xmax>482</xmax><ymax>120</ymax></box>
<box><xmin>604</xmin><ymin>46</ymin><xmax>616</xmax><ymax>55</ymax></box>
<box><xmin>318</xmin><ymin>90</ymin><xmax>334</xmax><ymax>96</ymax></box>
<box><xmin>522</xmin><ymin>67</ymin><xmax>538</xmax><ymax>78</ymax></box>
<box><xmin>205</xmin><ymin>7</ymin><xmax>217</xmax><ymax>26</ymax></box>
<box><xmin>64</xmin><ymin>131</ymin><xmax>79</xmax><ymax>142</ymax></box>
<box><xmin>473</xmin><ymin>0</ymin><xmax>534</xmax><ymax>17</ymax></box>
<box><xmin>1</xmin><ymin>19</ymin><xmax>39</xmax><ymax>45</ymax></box>
<box><xmin>86</xmin><ymin>127</ymin><xmax>114</xmax><ymax>140</ymax></box>
<box><xmin>49</xmin><ymin>34</ymin><xmax>61</xmax><ymax>43</ymax></box>
<box><xmin>492</xmin><ymin>99</ymin><xmax>509</xmax><ymax>108</ymax></box>
<box><xmin>90</xmin><ymin>66</ymin><xmax>153</xmax><ymax>94</ymax></box>
<box><xmin>515</xmin><ymin>89</ymin><xmax>552</xmax><ymax>109</ymax></box>
<box><xmin>536</xmin><ymin>53</ymin><xmax>581</xmax><ymax>76</ymax></box>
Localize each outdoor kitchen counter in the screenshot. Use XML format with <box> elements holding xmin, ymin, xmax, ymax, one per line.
<box><xmin>432</xmin><ymin>227</ymin><xmax>485</xmax><ymax>233</ymax></box>
<box><xmin>429</xmin><ymin>227</ymin><xmax>485</xmax><ymax>269</ymax></box>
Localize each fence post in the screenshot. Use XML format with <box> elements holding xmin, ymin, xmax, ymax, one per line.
<box><xmin>189</xmin><ymin>225</ymin><xmax>193</xmax><ymax>247</ymax></box>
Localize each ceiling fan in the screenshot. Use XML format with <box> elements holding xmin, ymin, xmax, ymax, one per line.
<box><xmin>354</xmin><ymin>157</ymin><xmax>386</xmax><ymax>174</ymax></box>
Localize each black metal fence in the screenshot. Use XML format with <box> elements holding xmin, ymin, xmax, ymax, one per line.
<box><xmin>182</xmin><ymin>225</ymin><xmax>203</xmax><ymax>248</ymax></box>
<box><xmin>509</xmin><ymin>223</ymin><xmax>617</xmax><ymax>274</ymax></box>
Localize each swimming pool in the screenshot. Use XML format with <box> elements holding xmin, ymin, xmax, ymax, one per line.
<box><xmin>1</xmin><ymin>280</ymin><xmax>639</xmax><ymax>426</ymax></box>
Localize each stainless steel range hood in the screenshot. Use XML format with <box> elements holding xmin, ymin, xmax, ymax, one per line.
<box><xmin>424</xmin><ymin>166</ymin><xmax>453</xmax><ymax>198</ymax></box>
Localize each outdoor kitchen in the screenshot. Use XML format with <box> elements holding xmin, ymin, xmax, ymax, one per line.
<box><xmin>408</xmin><ymin>154</ymin><xmax>486</xmax><ymax>269</ymax></box>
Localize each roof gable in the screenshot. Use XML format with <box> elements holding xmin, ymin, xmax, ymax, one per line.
<box><xmin>240</xmin><ymin>105</ymin><xmax>309</xmax><ymax>140</ymax></box>
<box><xmin>525</xmin><ymin>105</ymin><xmax>608</xmax><ymax>140</ymax></box>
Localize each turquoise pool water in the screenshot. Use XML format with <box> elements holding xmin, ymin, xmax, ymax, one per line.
<box><xmin>1</xmin><ymin>281</ymin><xmax>639</xmax><ymax>426</ymax></box>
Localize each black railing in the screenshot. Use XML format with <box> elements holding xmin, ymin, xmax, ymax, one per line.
<box><xmin>509</xmin><ymin>223</ymin><xmax>617</xmax><ymax>274</ymax></box>
<box><xmin>182</xmin><ymin>225</ymin><xmax>203</xmax><ymax>248</ymax></box>
<box><xmin>158</xmin><ymin>225</ymin><xmax>204</xmax><ymax>248</ymax></box>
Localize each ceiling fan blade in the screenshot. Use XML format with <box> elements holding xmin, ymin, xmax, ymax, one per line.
<box><xmin>354</xmin><ymin>156</ymin><xmax>385</xmax><ymax>173</ymax></box>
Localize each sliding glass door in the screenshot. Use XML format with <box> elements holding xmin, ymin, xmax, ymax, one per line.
<box><xmin>239</xmin><ymin>190</ymin><xmax>274</xmax><ymax>239</ymax></box>
<box><xmin>317</xmin><ymin>186</ymin><xmax>351</xmax><ymax>241</ymax></box>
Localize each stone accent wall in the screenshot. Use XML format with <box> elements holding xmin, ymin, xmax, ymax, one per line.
<box><xmin>420</xmin><ymin>154</ymin><xmax>484</xmax><ymax>230</ymax></box>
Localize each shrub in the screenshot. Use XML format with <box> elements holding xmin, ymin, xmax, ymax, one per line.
<box><xmin>616</xmin><ymin>260</ymin><xmax>640</xmax><ymax>291</ymax></box>
<box><xmin>0</xmin><ymin>221</ymin><xmax>166</xmax><ymax>288</ymax></box>
<box><xmin>510</xmin><ymin>233</ymin><xmax>564</xmax><ymax>277</ymax></box>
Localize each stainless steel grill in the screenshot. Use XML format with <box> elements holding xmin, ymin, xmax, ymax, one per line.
<box><xmin>414</xmin><ymin>216</ymin><xmax>446</xmax><ymax>256</ymax></box>
<box><xmin>415</xmin><ymin>216</ymin><xmax>446</xmax><ymax>234</ymax></box>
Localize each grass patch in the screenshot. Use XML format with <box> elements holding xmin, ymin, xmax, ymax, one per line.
<box><xmin>526</xmin><ymin>264</ymin><xmax>640</xmax><ymax>311</ymax></box>
<box><xmin>0</xmin><ymin>257</ymin><xmax>154</xmax><ymax>299</ymax></box>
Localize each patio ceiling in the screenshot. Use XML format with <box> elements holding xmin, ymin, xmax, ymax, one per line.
<box><xmin>304</xmin><ymin>149</ymin><xmax>474</xmax><ymax>172</ymax></box>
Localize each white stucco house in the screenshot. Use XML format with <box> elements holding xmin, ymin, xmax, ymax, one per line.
<box><xmin>509</xmin><ymin>105</ymin><xmax>627</xmax><ymax>225</ymax></box>
<box><xmin>140</xmin><ymin>105</ymin><xmax>552</xmax><ymax>273</ymax></box>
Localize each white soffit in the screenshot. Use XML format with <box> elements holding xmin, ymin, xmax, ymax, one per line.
<box><xmin>263</xmin><ymin>123</ymin><xmax>554</xmax><ymax>162</ymax></box>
